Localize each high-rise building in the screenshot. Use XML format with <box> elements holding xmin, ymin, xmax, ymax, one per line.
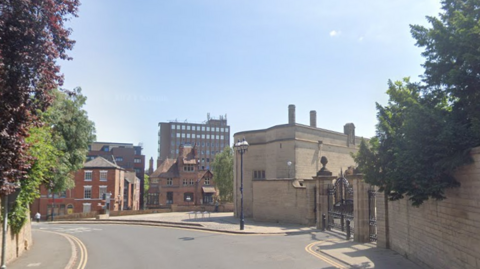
<box><xmin>158</xmin><ymin>114</ymin><xmax>230</xmax><ymax>170</ymax></box>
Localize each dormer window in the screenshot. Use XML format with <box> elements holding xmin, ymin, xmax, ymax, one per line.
<box><xmin>183</xmin><ymin>164</ymin><xmax>195</xmax><ymax>172</ymax></box>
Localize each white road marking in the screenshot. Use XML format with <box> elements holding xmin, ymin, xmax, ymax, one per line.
<box><xmin>27</xmin><ymin>263</ymin><xmax>41</xmax><ymax>267</ymax></box>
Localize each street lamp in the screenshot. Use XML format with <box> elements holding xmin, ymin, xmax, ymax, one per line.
<box><xmin>234</xmin><ymin>138</ymin><xmax>249</xmax><ymax>230</ymax></box>
<box><xmin>287</xmin><ymin>161</ymin><xmax>292</xmax><ymax>178</ymax></box>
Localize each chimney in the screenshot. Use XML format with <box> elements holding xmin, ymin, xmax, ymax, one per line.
<box><xmin>344</xmin><ymin>123</ymin><xmax>356</xmax><ymax>147</ymax></box>
<box><xmin>310</xmin><ymin>110</ymin><xmax>317</xmax><ymax>128</ymax></box>
<box><xmin>148</xmin><ymin>157</ymin><xmax>154</xmax><ymax>175</ymax></box>
<box><xmin>288</xmin><ymin>104</ymin><xmax>296</xmax><ymax>125</ymax></box>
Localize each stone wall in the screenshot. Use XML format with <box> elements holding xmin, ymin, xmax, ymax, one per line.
<box><xmin>377</xmin><ymin>147</ymin><xmax>480</xmax><ymax>269</ymax></box>
<box><xmin>0</xmin><ymin>207</ymin><xmax>32</xmax><ymax>265</ymax></box>
<box><xmin>252</xmin><ymin>179</ymin><xmax>315</xmax><ymax>225</ymax></box>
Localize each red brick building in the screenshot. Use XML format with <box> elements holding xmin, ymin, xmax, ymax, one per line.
<box><xmin>147</xmin><ymin>145</ymin><xmax>215</xmax><ymax>207</ymax></box>
<box><xmin>87</xmin><ymin>142</ymin><xmax>145</xmax><ymax>208</ymax></box>
<box><xmin>31</xmin><ymin>157</ymin><xmax>140</xmax><ymax>219</ymax></box>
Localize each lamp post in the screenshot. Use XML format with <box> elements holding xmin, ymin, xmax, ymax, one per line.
<box><xmin>234</xmin><ymin>138</ymin><xmax>249</xmax><ymax>230</ymax></box>
<box><xmin>287</xmin><ymin>161</ymin><xmax>292</xmax><ymax>178</ymax></box>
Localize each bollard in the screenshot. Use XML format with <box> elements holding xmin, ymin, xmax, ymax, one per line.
<box><xmin>322</xmin><ymin>214</ymin><xmax>326</xmax><ymax>231</ymax></box>
<box><xmin>346</xmin><ymin>219</ymin><xmax>351</xmax><ymax>240</ymax></box>
<box><xmin>341</xmin><ymin>213</ymin><xmax>345</xmax><ymax>232</ymax></box>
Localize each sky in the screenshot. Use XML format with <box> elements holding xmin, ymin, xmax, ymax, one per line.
<box><xmin>60</xmin><ymin>0</ymin><xmax>442</xmax><ymax>161</ymax></box>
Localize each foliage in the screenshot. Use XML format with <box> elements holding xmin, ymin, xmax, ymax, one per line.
<box><xmin>212</xmin><ymin>146</ymin><xmax>234</xmax><ymax>202</ymax></box>
<box><xmin>7</xmin><ymin>89</ymin><xmax>95</xmax><ymax>233</ymax></box>
<box><xmin>355</xmin><ymin>78</ymin><xmax>471</xmax><ymax>206</ymax></box>
<box><xmin>143</xmin><ymin>174</ymin><xmax>150</xmax><ymax>201</ymax></box>
<box><xmin>0</xmin><ymin>0</ymin><xmax>80</xmax><ymax>195</ymax></box>
<box><xmin>355</xmin><ymin>1</ymin><xmax>480</xmax><ymax>206</ymax></box>
<box><xmin>43</xmin><ymin>88</ymin><xmax>96</xmax><ymax>193</ymax></box>
<box><xmin>410</xmin><ymin>0</ymin><xmax>480</xmax><ymax>147</ymax></box>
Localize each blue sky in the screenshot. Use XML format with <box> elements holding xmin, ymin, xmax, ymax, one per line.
<box><xmin>61</xmin><ymin>0</ymin><xmax>442</xmax><ymax>161</ymax></box>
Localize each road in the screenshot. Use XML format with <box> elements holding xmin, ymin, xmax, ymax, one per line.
<box><xmin>37</xmin><ymin>223</ymin><xmax>342</xmax><ymax>269</ymax></box>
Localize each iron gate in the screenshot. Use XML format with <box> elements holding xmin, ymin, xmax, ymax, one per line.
<box><xmin>327</xmin><ymin>175</ymin><xmax>354</xmax><ymax>233</ymax></box>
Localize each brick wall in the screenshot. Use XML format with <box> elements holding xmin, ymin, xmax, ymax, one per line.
<box><xmin>377</xmin><ymin>146</ymin><xmax>480</xmax><ymax>269</ymax></box>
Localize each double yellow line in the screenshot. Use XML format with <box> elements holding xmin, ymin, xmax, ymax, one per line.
<box><xmin>63</xmin><ymin>232</ymin><xmax>88</xmax><ymax>269</ymax></box>
<box><xmin>305</xmin><ymin>242</ymin><xmax>346</xmax><ymax>268</ymax></box>
<box><xmin>36</xmin><ymin>230</ymin><xmax>88</xmax><ymax>269</ymax></box>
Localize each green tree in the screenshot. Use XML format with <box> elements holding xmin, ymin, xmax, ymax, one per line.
<box><xmin>143</xmin><ymin>174</ymin><xmax>150</xmax><ymax>202</ymax></box>
<box><xmin>411</xmin><ymin>0</ymin><xmax>480</xmax><ymax>147</ymax></box>
<box><xmin>355</xmin><ymin>1</ymin><xmax>480</xmax><ymax>206</ymax></box>
<box><xmin>355</xmin><ymin>79</ymin><xmax>465</xmax><ymax>205</ymax></box>
<box><xmin>43</xmin><ymin>88</ymin><xmax>96</xmax><ymax>193</ymax></box>
<box><xmin>8</xmin><ymin>88</ymin><xmax>95</xmax><ymax>232</ymax></box>
<box><xmin>212</xmin><ymin>146</ymin><xmax>234</xmax><ymax>202</ymax></box>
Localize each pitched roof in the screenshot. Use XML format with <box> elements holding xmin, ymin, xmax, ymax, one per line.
<box><xmin>84</xmin><ymin>156</ymin><xmax>123</xmax><ymax>170</ymax></box>
<box><xmin>125</xmin><ymin>171</ymin><xmax>137</xmax><ymax>183</ymax></box>
<box><xmin>150</xmin><ymin>158</ymin><xmax>179</xmax><ymax>178</ymax></box>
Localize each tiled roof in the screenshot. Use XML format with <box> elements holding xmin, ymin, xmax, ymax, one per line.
<box><xmin>84</xmin><ymin>156</ymin><xmax>123</xmax><ymax>169</ymax></box>
<box><xmin>150</xmin><ymin>158</ymin><xmax>178</xmax><ymax>178</ymax></box>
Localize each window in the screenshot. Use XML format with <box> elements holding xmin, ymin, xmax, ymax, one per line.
<box><xmin>183</xmin><ymin>164</ymin><xmax>194</xmax><ymax>172</ymax></box>
<box><xmin>166</xmin><ymin>178</ymin><xmax>173</xmax><ymax>186</ymax></box>
<box><xmin>115</xmin><ymin>157</ymin><xmax>123</xmax><ymax>162</ymax></box>
<box><xmin>86</xmin><ymin>156</ymin><xmax>95</xmax><ymax>161</ymax></box>
<box><xmin>204</xmin><ymin>177</ymin><xmax>210</xmax><ymax>185</ymax></box>
<box><xmin>207</xmin><ymin>134</ymin><xmax>210</xmax><ymax>139</ymax></box>
<box><xmin>182</xmin><ymin>125</ymin><xmax>185</xmax><ymax>130</ymax></box>
<box><xmin>183</xmin><ymin>179</ymin><xmax>188</xmax><ymax>186</ymax></box>
<box><xmin>184</xmin><ymin>192</ymin><xmax>193</xmax><ymax>202</ymax></box>
<box><xmin>134</xmin><ymin>158</ymin><xmax>141</xmax><ymax>163</ymax></box>
<box><xmin>99</xmin><ymin>170</ymin><xmax>108</xmax><ymax>181</ymax></box>
<box><xmin>134</xmin><ymin>168</ymin><xmax>141</xmax><ymax>174</ymax></box>
<box><xmin>166</xmin><ymin>192</ymin><xmax>173</xmax><ymax>204</ymax></box>
<box><xmin>147</xmin><ymin>193</ymin><xmax>159</xmax><ymax>205</ymax></box>
<box><xmin>83</xmin><ymin>203</ymin><xmax>91</xmax><ymax>213</ymax></box>
<box><xmin>206</xmin><ymin>127</ymin><xmax>210</xmax><ymax>131</ymax></box>
<box><xmin>189</xmin><ymin>179</ymin><xmax>194</xmax><ymax>185</ymax></box>
<box><xmin>187</xmin><ymin>125</ymin><xmax>191</xmax><ymax>130</ymax></box>
<box><xmin>172</xmin><ymin>125</ymin><xmax>176</xmax><ymax>130</ymax></box>
<box><xmin>99</xmin><ymin>186</ymin><xmax>107</xmax><ymax>199</ymax></box>
<box><xmin>84</xmin><ymin>171</ymin><xmax>92</xmax><ymax>181</ymax></box>
<box><xmin>253</xmin><ymin>170</ymin><xmax>266</xmax><ymax>179</ymax></box>
<box><xmin>84</xmin><ymin>186</ymin><xmax>92</xmax><ymax>199</ymax></box>
<box><xmin>151</xmin><ymin>178</ymin><xmax>159</xmax><ymax>184</ymax></box>
<box><xmin>202</xmin><ymin>126</ymin><xmax>205</xmax><ymax>131</ymax></box>
<box><xmin>176</xmin><ymin>133</ymin><xmax>180</xmax><ymax>138</ymax></box>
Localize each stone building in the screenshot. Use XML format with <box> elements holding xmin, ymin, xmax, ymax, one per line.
<box><xmin>233</xmin><ymin>104</ymin><xmax>364</xmax><ymax>224</ymax></box>
<box><xmin>147</xmin><ymin>145</ymin><xmax>215</xmax><ymax>208</ymax></box>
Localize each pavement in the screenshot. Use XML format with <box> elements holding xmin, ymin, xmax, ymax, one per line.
<box><xmin>8</xmin><ymin>212</ymin><xmax>424</xmax><ymax>269</ymax></box>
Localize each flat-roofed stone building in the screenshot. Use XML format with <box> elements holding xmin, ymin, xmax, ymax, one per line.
<box><xmin>233</xmin><ymin>104</ymin><xmax>364</xmax><ymax>224</ymax></box>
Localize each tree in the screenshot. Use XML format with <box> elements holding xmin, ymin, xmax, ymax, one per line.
<box><xmin>143</xmin><ymin>174</ymin><xmax>150</xmax><ymax>202</ymax></box>
<box><xmin>411</xmin><ymin>0</ymin><xmax>480</xmax><ymax>147</ymax></box>
<box><xmin>7</xmin><ymin>88</ymin><xmax>95</xmax><ymax>232</ymax></box>
<box><xmin>212</xmin><ymin>146</ymin><xmax>234</xmax><ymax>202</ymax></box>
<box><xmin>355</xmin><ymin>1</ymin><xmax>480</xmax><ymax>206</ymax></box>
<box><xmin>43</xmin><ymin>88</ymin><xmax>96</xmax><ymax>193</ymax></box>
<box><xmin>0</xmin><ymin>0</ymin><xmax>80</xmax><ymax>194</ymax></box>
<box><xmin>355</xmin><ymin>79</ymin><xmax>464</xmax><ymax>205</ymax></box>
